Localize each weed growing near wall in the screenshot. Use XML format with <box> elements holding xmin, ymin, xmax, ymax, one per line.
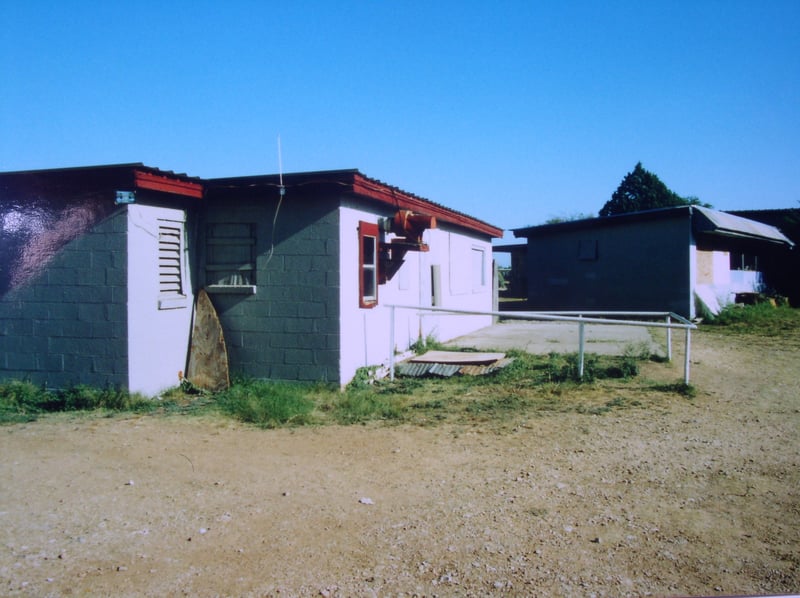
<box><xmin>409</xmin><ymin>334</ymin><xmax>448</xmax><ymax>354</ymax></box>
<box><xmin>0</xmin><ymin>380</ymin><xmax>46</xmax><ymax>423</ymax></box>
<box><xmin>215</xmin><ymin>379</ymin><xmax>316</xmax><ymax>428</ymax></box>
<box><xmin>0</xmin><ymin>380</ymin><xmax>154</xmax><ymax>424</ymax></box>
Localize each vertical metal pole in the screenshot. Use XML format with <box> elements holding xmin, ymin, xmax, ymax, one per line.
<box><xmin>666</xmin><ymin>314</ymin><xmax>672</xmax><ymax>362</ymax></box>
<box><xmin>390</xmin><ymin>305</ymin><xmax>396</xmax><ymax>381</ymax></box>
<box><xmin>578</xmin><ymin>318</ymin><xmax>585</xmax><ymax>379</ymax></box>
<box><xmin>683</xmin><ymin>326</ymin><xmax>691</xmax><ymax>385</ymax></box>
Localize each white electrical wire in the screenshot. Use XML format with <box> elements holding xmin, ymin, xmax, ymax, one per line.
<box><xmin>265</xmin><ymin>135</ymin><xmax>286</xmax><ymax>267</ymax></box>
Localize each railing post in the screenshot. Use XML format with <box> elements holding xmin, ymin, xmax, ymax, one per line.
<box><xmin>389</xmin><ymin>305</ymin><xmax>396</xmax><ymax>381</ymax></box>
<box><xmin>578</xmin><ymin>317</ymin><xmax>585</xmax><ymax>379</ymax></box>
<box><xmin>666</xmin><ymin>314</ymin><xmax>672</xmax><ymax>362</ymax></box>
<box><xmin>683</xmin><ymin>326</ymin><xmax>691</xmax><ymax>385</ymax></box>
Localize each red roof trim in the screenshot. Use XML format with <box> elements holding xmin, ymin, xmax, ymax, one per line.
<box><xmin>351</xmin><ymin>173</ymin><xmax>502</xmax><ymax>238</ymax></box>
<box><xmin>134</xmin><ymin>170</ymin><xmax>203</xmax><ymax>198</ymax></box>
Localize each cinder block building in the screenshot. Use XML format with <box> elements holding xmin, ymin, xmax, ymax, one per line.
<box><xmin>0</xmin><ymin>164</ymin><xmax>502</xmax><ymax>394</ymax></box>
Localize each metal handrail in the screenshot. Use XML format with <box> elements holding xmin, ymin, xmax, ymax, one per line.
<box><xmin>387</xmin><ymin>305</ymin><xmax>696</xmax><ymax>384</ymax></box>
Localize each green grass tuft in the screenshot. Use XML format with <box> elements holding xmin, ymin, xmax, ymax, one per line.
<box><xmin>327</xmin><ymin>390</ymin><xmax>406</xmax><ymax>424</ymax></box>
<box><xmin>215</xmin><ymin>379</ymin><xmax>316</xmax><ymax>428</ymax></box>
<box><xmin>0</xmin><ymin>380</ymin><xmax>155</xmax><ymax>424</ymax></box>
<box><xmin>409</xmin><ymin>333</ymin><xmax>448</xmax><ymax>354</ymax></box>
<box><xmin>0</xmin><ymin>380</ymin><xmax>48</xmax><ymax>423</ymax></box>
<box><xmin>704</xmin><ymin>303</ymin><xmax>800</xmax><ymax>335</ymax></box>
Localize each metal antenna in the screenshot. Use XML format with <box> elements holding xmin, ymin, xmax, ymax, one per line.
<box><xmin>277</xmin><ymin>135</ymin><xmax>285</xmax><ymax>196</ymax></box>
<box><xmin>266</xmin><ymin>135</ymin><xmax>286</xmax><ymax>268</ymax></box>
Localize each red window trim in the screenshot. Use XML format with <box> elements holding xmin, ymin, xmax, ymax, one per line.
<box><xmin>359</xmin><ymin>221</ymin><xmax>379</xmax><ymax>308</ymax></box>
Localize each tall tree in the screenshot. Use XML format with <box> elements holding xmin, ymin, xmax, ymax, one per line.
<box><xmin>599</xmin><ymin>162</ymin><xmax>709</xmax><ymax>217</ymax></box>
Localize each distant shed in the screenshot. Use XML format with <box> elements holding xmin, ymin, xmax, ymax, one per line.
<box><xmin>512</xmin><ymin>206</ymin><xmax>793</xmax><ymax>319</ymax></box>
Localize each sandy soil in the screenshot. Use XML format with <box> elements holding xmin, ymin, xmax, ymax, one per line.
<box><xmin>1</xmin><ymin>329</ymin><xmax>799</xmax><ymax>597</ymax></box>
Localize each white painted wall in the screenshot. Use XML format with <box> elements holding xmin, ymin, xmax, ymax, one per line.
<box><xmin>711</xmin><ymin>251</ymin><xmax>731</xmax><ymax>287</ymax></box>
<box><xmin>695</xmin><ymin>248</ymin><xmax>766</xmax><ymax>314</ymax></box>
<box><xmin>338</xmin><ymin>205</ymin><xmax>495</xmax><ymax>384</ymax></box>
<box><xmin>127</xmin><ymin>205</ymin><xmax>193</xmax><ymax>395</ymax></box>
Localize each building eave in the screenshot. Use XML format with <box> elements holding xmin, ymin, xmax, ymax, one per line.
<box><xmin>0</xmin><ymin>163</ymin><xmax>204</xmax><ymax>199</ymax></box>
<box><xmin>207</xmin><ymin>169</ymin><xmax>503</xmax><ymax>238</ymax></box>
<box><xmin>512</xmin><ymin>205</ymin><xmax>794</xmax><ymax>248</ymax></box>
<box><xmin>133</xmin><ymin>169</ymin><xmax>203</xmax><ymax>198</ymax></box>
<box><xmin>350</xmin><ymin>172</ymin><xmax>502</xmax><ymax>238</ymax></box>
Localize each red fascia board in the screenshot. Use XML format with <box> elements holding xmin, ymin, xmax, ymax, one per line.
<box><xmin>351</xmin><ymin>174</ymin><xmax>502</xmax><ymax>238</ymax></box>
<box><xmin>134</xmin><ymin>170</ymin><xmax>203</xmax><ymax>198</ymax></box>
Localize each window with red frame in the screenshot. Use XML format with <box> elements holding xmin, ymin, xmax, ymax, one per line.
<box><xmin>359</xmin><ymin>221</ymin><xmax>379</xmax><ymax>308</ymax></box>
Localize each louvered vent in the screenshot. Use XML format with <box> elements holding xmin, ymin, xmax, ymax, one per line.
<box><xmin>158</xmin><ymin>223</ymin><xmax>183</xmax><ymax>295</ymax></box>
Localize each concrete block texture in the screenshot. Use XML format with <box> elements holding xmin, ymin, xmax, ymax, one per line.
<box><xmin>0</xmin><ymin>210</ymin><xmax>129</xmax><ymax>388</ymax></box>
<box><xmin>203</xmin><ymin>198</ymin><xmax>341</xmax><ymax>383</ymax></box>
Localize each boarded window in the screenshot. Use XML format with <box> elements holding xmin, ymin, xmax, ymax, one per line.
<box><xmin>206</xmin><ymin>223</ymin><xmax>256</xmax><ymax>286</ymax></box>
<box><xmin>578</xmin><ymin>239</ymin><xmax>598</xmax><ymax>261</ymax></box>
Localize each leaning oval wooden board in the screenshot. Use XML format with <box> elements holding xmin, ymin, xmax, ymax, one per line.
<box><xmin>186</xmin><ymin>289</ymin><xmax>230</xmax><ymax>391</ymax></box>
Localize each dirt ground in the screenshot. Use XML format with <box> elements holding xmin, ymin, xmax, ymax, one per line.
<box><xmin>1</xmin><ymin>329</ymin><xmax>799</xmax><ymax>597</ymax></box>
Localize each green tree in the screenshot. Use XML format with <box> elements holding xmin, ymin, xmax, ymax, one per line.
<box><xmin>544</xmin><ymin>212</ymin><xmax>596</xmax><ymax>224</ymax></box>
<box><xmin>599</xmin><ymin>162</ymin><xmax>710</xmax><ymax>217</ymax></box>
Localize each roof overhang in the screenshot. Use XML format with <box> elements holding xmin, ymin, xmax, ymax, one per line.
<box><xmin>133</xmin><ymin>169</ymin><xmax>203</xmax><ymax>198</ymax></box>
<box><xmin>350</xmin><ymin>172</ymin><xmax>502</xmax><ymax>238</ymax></box>
<box><xmin>692</xmin><ymin>206</ymin><xmax>794</xmax><ymax>247</ymax></box>
<box><xmin>512</xmin><ymin>205</ymin><xmax>795</xmax><ymax>249</ymax></box>
<box><xmin>492</xmin><ymin>243</ymin><xmax>527</xmax><ymax>253</ymax></box>
<box><xmin>208</xmin><ymin>169</ymin><xmax>502</xmax><ymax>238</ymax></box>
<box><xmin>0</xmin><ymin>163</ymin><xmax>203</xmax><ymax>199</ymax></box>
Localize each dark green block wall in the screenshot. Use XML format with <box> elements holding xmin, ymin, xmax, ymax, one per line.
<box><xmin>0</xmin><ymin>211</ymin><xmax>129</xmax><ymax>389</ymax></box>
<box><xmin>526</xmin><ymin>216</ymin><xmax>691</xmax><ymax>317</ymax></box>
<box><xmin>203</xmin><ymin>198</ymin><xmax>341</xmax><ymax>383</ymax></box>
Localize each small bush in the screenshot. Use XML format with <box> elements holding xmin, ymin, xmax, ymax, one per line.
<box><xmin>346</xmin><ymin>366</ymin><xmax>380</xmax><ymax>390</ymax></box>
<box><xmin>616</xmin><ymin>355</ymin><xmax>640</xmax><ymax>378</ymax></box>
<box><xmin>542</xmin><ymin>352</ymin><xmax>598</xmax><ymax>383</ymax></box>
<box><xmin>0</xmin><ymin>380</ymin><xmax>49</xmax><ymax>423</ymax></box>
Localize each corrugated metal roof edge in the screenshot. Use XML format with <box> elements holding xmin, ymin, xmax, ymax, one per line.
<box><xmin>0</xmin><ymin>162</ymin><xmax>203</xmax><ymax>182</ymax></box>
<box><xmin>208</xmin><ymin>168</ymin><xmax>503</xmax><ymax>238</ymax></box>
<box><xmin>512</xmin><ymin>205</ymin><xmax>794</xmax><ymax>247</ymax></box>
<box><xmin>511</xmin><ymin>205</ymin><xmax>693</xmax><ymax>237</ymax></box>
<box><xmin>693</xmin><ymin>206</ymin><xmax>794</xmax><ymax>246</ymax></box>
<box><xmin>0</xmin><ymin>164</ymin><xmax>502</xmax><ymax>237</ymax></box>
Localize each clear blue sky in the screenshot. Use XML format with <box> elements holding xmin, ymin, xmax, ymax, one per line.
<box><xmin>1</xmin><ymin>1</ymin><xmax>798</xmax><ymax>235</ymax></box>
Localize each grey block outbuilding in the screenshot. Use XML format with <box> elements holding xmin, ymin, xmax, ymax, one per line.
<box><xmin>513</xmin><ymin>206</ymin><xmax>794</xmax><ymax>319</ymax></box>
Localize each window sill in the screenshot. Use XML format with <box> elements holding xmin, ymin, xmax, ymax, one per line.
<box><xmin>206</xmin><ymin>285</ymin><xmax>257</xmax><ymax>295</ymax></box>
<box><xmin>158</xmin><ymin>295</ymin><xmax>190</xmax><ymax>310</ymax></box>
